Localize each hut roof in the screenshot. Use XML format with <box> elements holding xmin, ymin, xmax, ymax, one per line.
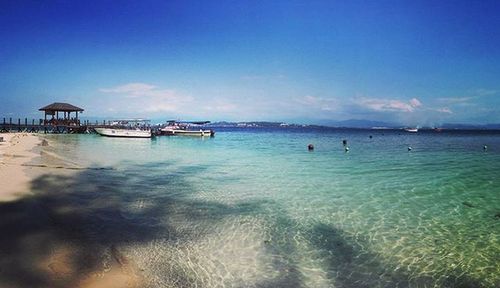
<box><xmin>39</xmin><ymin>102</ymin><xmax>84</xmax><ymax>112</ymax></box>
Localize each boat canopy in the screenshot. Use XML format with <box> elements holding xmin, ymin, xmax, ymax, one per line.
<box><xmin>110</xmin><ymin>119</ymin><xmax>151</xmax><ymax>124</ymax></box>
<box><xmin>165</xmin><ymin>120</ymin><xmax>210</xmax><ymax>125</ymax></box>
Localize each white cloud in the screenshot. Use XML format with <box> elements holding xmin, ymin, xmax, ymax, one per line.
<box><xmin>409</xmin><ymin>98</ymin><xmax>422</xmax><ymax>108</ymax></box>
<box><xmin>437</xmin><ymin>88</ymin><xmax>498</xmax><ymax>105</ymax></box>
<box><xmin>100</xmin><ymin>83</ymin><xmax>180</xmax><ymax>101</ymax></box>
<box><xmin>297</xmin><ymin>95</ymin><xmax>320</xmax><ymax>105</ymax></box>
<box><xmin>143</xmin><ymin>103</ymin><xmax>178</xmax><ymax>113</ymax></box>
<box><xmin>355</xmin><ymin>97</ymin><xmax>423</xmax><ymax>113</ymax></box>
<box><xmin>296</xmin><ymin>95</ymin><xmax>337</xmax><ymax>112</ymax></box>
<box><xmin>99</xmin><ymin>82</ymin><xmax>194</xmax><ymax>114</ymax></box>
<box><xmin>436</xmin><ymin>96</ymin><xmax>474</xmax><ymax>104</ymax></box>
<box><xmin>99</xmin><ymin>83</ymin><xmax>156</xmax><ymax>96</ymax></box>
<box><xmin>203</xmin><ymin>101</ymin><xmax>237</xmax><ymax>113</ymax></box>
<box><xmin>475</xmin><ymin>88</ymin><xmax>498</xmax><ymax>96</ymax></box>
<box><xmin>436</xmin><ymin>107</ymin><xmax>452</xmax><ymax>114</ymax></box>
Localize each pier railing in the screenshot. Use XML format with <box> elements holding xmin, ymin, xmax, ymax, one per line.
<box><xmin>0</xmin><ymin>117</ymin><xmax>137</xmax><ymax>133</ymax></box>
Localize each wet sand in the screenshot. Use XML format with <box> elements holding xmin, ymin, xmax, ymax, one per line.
<box><xmin>0</xmin><ymin>133</ymin><xmax>143</xmax><ymax>288</ymax></box>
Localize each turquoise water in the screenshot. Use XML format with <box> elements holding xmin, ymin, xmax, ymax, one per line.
<box><xmin>42</xmin><ymin>129</ymin><xmax>499</xmax><ymax>287</ymax></box>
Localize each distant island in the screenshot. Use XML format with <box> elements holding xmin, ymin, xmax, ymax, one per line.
<box><xmin>203</xmin><ymin>120</ymin><xmax>500</xmax><ymax>130</ymax></box>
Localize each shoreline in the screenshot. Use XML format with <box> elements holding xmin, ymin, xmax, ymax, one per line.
<box><xmin>0</xmin><ymin>133</ymin><xmax>42</xmax><ymax>202</ymax></box>
<box><xmin>0</xmin><ymin>133</ymin><xmax>143</xmax><ymax>288</ymax></box>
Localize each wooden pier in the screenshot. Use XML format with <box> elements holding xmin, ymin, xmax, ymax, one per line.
<box><xmin>0</xmin><ymin>118</ymin><xmax>143</xmax><ymax>134</ymax></box>
<box><xmin>1</xmin><ymin>103</ymin><xmax>160</xmax><ymax>134</ymax></box>
<box><xmin>0</xmin><ymin>117</ymin><xmax>91</xmax><ymax>133</ymax></box>
<box><xmin>1</xmin><ymin>102</ymin><xmax>90</xmax><ymax>134</ymax></box>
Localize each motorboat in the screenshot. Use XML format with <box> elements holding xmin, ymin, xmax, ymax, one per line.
<box><xmin>94</xmin><ymin>119</ymin><xmax>152</xmax><ymax>138</ymax></box>
<box><xmin>158</xmin><ymin>120</ymin><xmax>214</xmax><ymax>137</ymax></box>
<box><xmin>404</xmin><ymin>128</ymin><xmax>418</xmax><ymax>133</ymax></box>
<box><xmin>94</xmin><ymin>127</ymin><xmax>151</xmax><ymax>138</ymax></box>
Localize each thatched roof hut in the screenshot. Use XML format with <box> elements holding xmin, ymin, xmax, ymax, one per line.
<box><xmin>39</xmin><ymin>102</ymin><xmax>84</xmax><ymax>126</ymax></box>
<box><xmin>39</xmin><ymin>102</ymin><xmax>84</xmax><ymax>112</ymax></box>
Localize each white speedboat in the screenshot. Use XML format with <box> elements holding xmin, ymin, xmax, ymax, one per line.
<box><xmin>94</xmin><ymin>119</ymin><xmax>152</xmax><ymax>138</ymax></box>
<box><xmin>159</xmin><ymin>121</ymin><xmax>214</xmax><ymax>137</ymax></box>
<box><xmin>404</xmin><ymin>128</ymin><xmax>418</xmax><ymax>133</ymax></box>
<box><xmin>94</xmin><ymin>127</ymin><xmax>152</xmax><ymax>138</ymax></box>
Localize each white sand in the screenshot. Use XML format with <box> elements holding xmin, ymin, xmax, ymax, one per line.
<box><xmin>0</xmin><ymin>133</ymin><xmax>41</xmax><ymax>202</ymax></box>
<box><xmin>0</xmin><ymin>133</ymin><xmax>143</xmax><ymax>287</ymax></box>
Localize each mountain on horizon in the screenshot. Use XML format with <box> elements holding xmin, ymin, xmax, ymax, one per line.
<box><xmin>441</xmin><ymin>123</ymin><xmax>500</xmax><ymax>129</ymax></box>
<box><xmin>184</xmin><ymin>119</ymin><xmax>500</xmax><ymax>130</ymax></box>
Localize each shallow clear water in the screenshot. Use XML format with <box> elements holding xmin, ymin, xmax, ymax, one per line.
<box><xmin>42</xmin><ymin>128</ymin><xmax>500</xmax><ymax>287</ymax></box>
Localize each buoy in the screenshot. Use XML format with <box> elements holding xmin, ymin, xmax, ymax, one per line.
<box><xmin>408</xmin><ymin>146</ymin><xmax>412</xmax><ymax>151</ymax></box>
<box><xmin>308</xmin><ymin>144</ymin><xmax>314</xmax><ymax>151</ymax></box>
<box><xmin>369</xmin><ymin>135</ymin><xmax>373</xmax><ymax>139</ymax></box>
<box><xmin>483</xmin><ymin>145</ymin><xmax>488</xmax><ymax>151</ymax></box>
<box><xmin>345</xmin><ymin>146</ymin><xmax>349</xmax><ymax>152</ymax></box>
<box><xmin>342</xmin><ymin>139</ymin><xmax>347</xmax><ymax>146</ymax></box>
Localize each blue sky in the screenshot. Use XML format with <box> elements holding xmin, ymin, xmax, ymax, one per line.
<box><xmin>1</xmin><ymin>0</ymin><xmax>499</xmax><ymax>125</ymax></box>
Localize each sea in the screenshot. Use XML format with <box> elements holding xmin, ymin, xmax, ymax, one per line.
<box><xmin>40</xmin><ymin>127</ymin><xmax>499</xmax><ymax>287</ymax></box>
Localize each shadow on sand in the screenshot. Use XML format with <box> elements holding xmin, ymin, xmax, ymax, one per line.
<box><xmin>0</xmin><ymin>161</ymin><xmax>268</xmax><ymax>287</ymax></box>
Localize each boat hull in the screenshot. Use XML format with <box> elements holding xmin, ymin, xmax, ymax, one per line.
<box><xmin>94</xmin><ymin>128</ymin><xmax>152</xmax><ymax>138</ymax></box>
<box><xmin>404</xmin><ymin>128</ymin><xmax>418</xmax><ymax>133</ymax></box>
<box><xmin>160</xmin><ymin>128</ymin><xmax>214</xmax><ymax>137</ymax></box>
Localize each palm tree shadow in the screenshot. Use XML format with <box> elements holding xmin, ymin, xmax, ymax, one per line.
<box><xmin>0</xmin><ymin>161</ymin><xmax>268</xmax><ymax>288</ymax></box>
<box><xmin>255</xmin><ymin>214</ymin><xmax>304</xmax><ymax>288</ymax></box>
<box><xmin>308</xmin><ymin>223</ymin><xmax>485</xmax><ymax>288</ymax></box>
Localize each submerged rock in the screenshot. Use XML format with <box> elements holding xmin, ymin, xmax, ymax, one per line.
<box><xmin>462</xmin><ymin>201</ymin><xmax>475</xmax><ymax>208</ymax></box>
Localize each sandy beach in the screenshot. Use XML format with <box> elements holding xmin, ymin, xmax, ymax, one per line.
<box><xmin>0</xmin><ymin>133</ymin><xmax>42</xmax><ymax>202</ymax></box>
<box><xmin>0</xmin><ymin>133</ymin><xmax>143</xmax><ymax>288</ymax></box>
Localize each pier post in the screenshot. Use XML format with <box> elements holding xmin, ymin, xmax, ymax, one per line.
<box><xmin>9</xmin><ymin>118</ymin><xmax>12</xmax><ymax>132</ymax></box>
<box><xmin>18</xmin><ymin>118</ymin><xmax>21</xmax><ymax>132</ymax></box>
